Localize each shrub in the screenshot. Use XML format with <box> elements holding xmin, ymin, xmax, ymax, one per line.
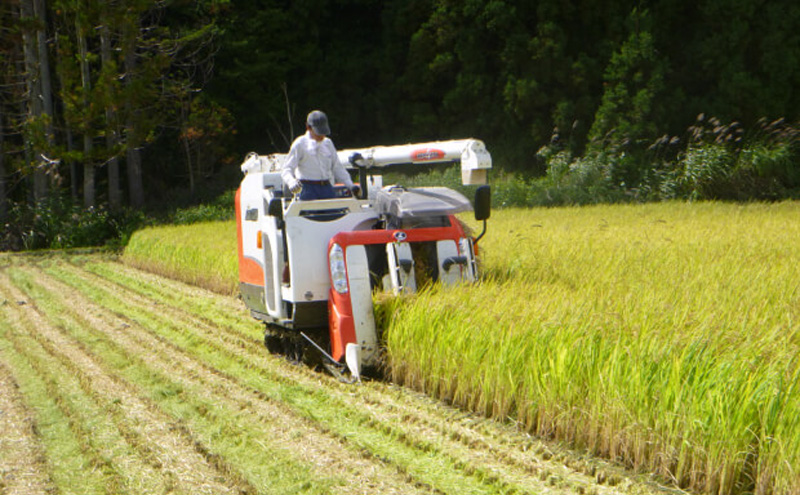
<box><xmin>678</xmin><ymin>144</ymin><xmax>736</xmax><ymax>199</ymax></box>
<box><xmin>1</xmin><ymin>195</ymin><xmax>144</xmax><ymax>252</ymax></box>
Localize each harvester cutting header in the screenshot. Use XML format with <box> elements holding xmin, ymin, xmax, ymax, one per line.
<box><xmin>236</xmin><ymin>138</ymin><xmax>492</xmax><ymax>379</ymax></box>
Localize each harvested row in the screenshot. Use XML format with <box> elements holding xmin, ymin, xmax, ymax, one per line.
<box><xmin>29</xmin><ymin>262</ymin><xmax>429</xmax><ymax>495</ymax></box>
<box><xmin>0</xmin><ymin>269</ymin><xmax>250</xmax><ymax>495</ymax></box>
<box><xmin>3</xmin><ymin>263</ymin><xmax>429</xmax><ymax>494</ymax></box>
<box><xmin>0</xmin><ymin>356</ymin><xmax>54</xmax><ymax>494</ymax></box>
<box><xmin>75</xmin><ymin>259</ymin><xmax>662</xmax><ymax>492</ymax></box>
<box><xmin>0</xmin><ymin>254</ymin><xmax>667</xmax><ymax>495</ymax></box>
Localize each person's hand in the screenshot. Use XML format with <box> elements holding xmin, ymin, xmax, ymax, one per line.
<box><xmin>351</xmin><ymin>185</ymin><xmax>361</xmax><ymax>198</ymax></box>
<box><xmin>288</xmin><ymin>180</ymin><xmax>302</xmax><ymax>194</ymax></box>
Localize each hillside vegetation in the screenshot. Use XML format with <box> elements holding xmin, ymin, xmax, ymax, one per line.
<box><xmin>122</xmin><ymin>201</ymin><xmax>800</xmax><ymax>495</ymax></box>
<box><xmin>4</xmin><ymin>1</ymin><xmax>800</xmax><ymax>251</ymax></box>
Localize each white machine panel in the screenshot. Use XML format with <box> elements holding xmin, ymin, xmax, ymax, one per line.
<box><xmin>386</xmin><ymin>242</ymin><xmax>417</xmax><ymax>294</ymax></box>
<box><xmin>437</xmin><ymin>240</ymin><xmax>461</xmax><ymax>285</ymax></box>
<box><xmin>282</xmin><ymin>199</ymin><xmax>377</xmax><ymax>303</ymax></box>
<box><xmin>345</xmin><ymin>245</ymin><xmax>379</xmax><ymax>365</ymax></box>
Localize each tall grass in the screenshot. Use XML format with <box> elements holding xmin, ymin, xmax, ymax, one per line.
<box><xmin>381</xmin><ymin>202</ymin><xmax>800</xmax><ymax>495</ymax></box>
<box><xmin>122</xmin><ymin>220</ymin><xmax>238</xmax><ymax>295</ymax></box>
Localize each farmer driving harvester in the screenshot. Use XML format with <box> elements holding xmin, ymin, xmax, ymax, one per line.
<box><xmin>237</xmin><ymin>121</ymin><xmax>492</xmax><ymax>378</ymax></box>
<box><xmin>280</xmin><ymin>110</ymin><xmax>360</xmax><ymax>200</ymax></box>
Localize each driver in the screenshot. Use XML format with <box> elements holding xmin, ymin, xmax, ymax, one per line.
<box><xmin>281</xmin><ymin>110</ymin><xmax>359</xmax><ymax>200</ymax></box>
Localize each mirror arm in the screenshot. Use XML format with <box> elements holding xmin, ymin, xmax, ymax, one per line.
<box><xmin>474</xmin><ymin>219</ymin><xmax>488</xmax><ymax>245</ymax></box>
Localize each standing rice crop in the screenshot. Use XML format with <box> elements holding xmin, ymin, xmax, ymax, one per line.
<box><xmin>122</xmin><ymin>221</ymin><xmax>238</xmax><ymax>295</ymax></box>
<box><xmin>381</xmin><ymin>201</ymin><xmax>800</xmax><ymax>495</ymax></box>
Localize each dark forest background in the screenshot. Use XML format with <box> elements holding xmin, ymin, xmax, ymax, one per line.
<box><xmin>2</xmin><ymin>0</ymin><xmax>800</xmax><ymax>249</ymax></box>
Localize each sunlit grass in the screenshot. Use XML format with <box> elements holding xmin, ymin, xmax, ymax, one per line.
<box><xmin>122</xmin><ymin>220</ymin><xmax>238</xmax><ymax>295</ymax></box>
<box><xmin>382</xmin><ymin>202</ymin><xmax>800</xmax><ymax>495</ymax></box>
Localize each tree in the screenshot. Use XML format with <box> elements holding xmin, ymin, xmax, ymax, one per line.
<box><xmin>587</xmin><ymin>9</ymin><xmax>668</xmax><ymax>149</ymax></box>
<box><xmin>0</xmin><ymin>107</ymin><xmax>6</xmax><ymax>223</ymax></box>
<box><xmin>20</xmin><ymin>0</ymin><xmax>55</xmax><ymax>202</ymax></box>
<box><xmin>100</xmin><ymin>19</ymin><xmax>122</xmax><ymax>210</ymax></box>
<box><xmin>180</xmin><ymin>95</ymin><xmax>235</xmax><ymax>193</ymax></box>
<box><xmin>76</xmin><ymin>3</ymin><xmax>95</xmax><ymax>208</ymax></box>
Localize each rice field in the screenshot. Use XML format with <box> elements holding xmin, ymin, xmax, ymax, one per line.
<box><xmin>383</xmin><ymin>201</ymin><xmax>800</xmax><ymax>495</ymax></box>
<box><xmin>0</xmin><ymin>253</ymin><xmax>660</xmax><ymax>495</ymax></box>
<box><xmin>97</xmin><ymin>200</ymin><xmax>799</xmax><ymax>495</ymax></box>
<box><xmin>123</xmin><ymin>221</ymin><xmax>238</xmax><ymax>295</ymax></box>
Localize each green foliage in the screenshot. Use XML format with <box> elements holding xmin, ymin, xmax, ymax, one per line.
<box><xmin>588</xmin><ymin>11</ymin><xmax>667</xmax><ymax>148</ymax></box>
<box><xmin>168</xmin><ymin>190</ymin><xmax>236</xmax><ymax>225</ymax></box>
<box><xmin>1</xmin><ymin>196</ymin><xmax>144</xmax><ymax>251</ymax></box>
<box><xmin>532</xmin><ymin>116</ymin><xmax>800</xmax><ymax>204</ymax></box>
<box><xmin>180</xmin><ymin>95</ymin><xmax>237</xmax><ymax>183</ymax></box>
<box><xmin>678</xmin><ymin>144</ymin><xmax>735</xmax><ymax>199</ymax></box>
<box><xmin>5</xmin><ymin>0</ymin><xmax>800</xmax><ymax>232</ymax></box>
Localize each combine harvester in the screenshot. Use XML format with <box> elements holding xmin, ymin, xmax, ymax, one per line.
<box><xmin>236</xmin><ymin>139</ymin><xmax>492</xmax><ymax>380</ymax></box>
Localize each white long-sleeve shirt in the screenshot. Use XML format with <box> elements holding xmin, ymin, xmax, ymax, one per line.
<box><xmin>281</xmin><ymin>131</ymin><xmax>354</xmax><ymax>190</ymax></box>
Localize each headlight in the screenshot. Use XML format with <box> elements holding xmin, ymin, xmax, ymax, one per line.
<box><xmin>329</xmin><ymin>243</ymin><xmax>348</xmax><ymax>294</ymax></box>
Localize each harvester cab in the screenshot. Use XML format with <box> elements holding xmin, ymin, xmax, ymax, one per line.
<box><xmin>236</xmin><ymin>139</ymin><xmax>492</xmax><ymax>379</ymax></box>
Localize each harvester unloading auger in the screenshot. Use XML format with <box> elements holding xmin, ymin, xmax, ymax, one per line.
<box><xmin>236</xmin><ymin>139</ymin><xmax>492</xmax><ymax>380</ymax></box>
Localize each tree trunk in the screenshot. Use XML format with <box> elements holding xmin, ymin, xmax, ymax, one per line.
<box><xmin>65</xmin><ymin>119</ymin><xmax>77</xmax><ymax>201</ymax></box>
<box><xmin>34</xmin><ymin>0</ymin><xmax>53</xmax><ymax>124</ymax></box>
<box><xmin>182</xmin><ymin>133</ymin><xmax>195</xmax><ymax>194</ymax></box>
<box><xmin>100</xmin><ymin>22</ymin><xmax>122</xmax><ymax>211</ymax></box>
<box><xmin>126</xmin><ymin>140</ymin><xmax>143</xmax><ymax>207</ymax></box>
<box><xmin>180</xmin><ymin>101</ymin><xmax>195</xmax><ymax>194</ymax></box>
<box><xmin>78</xmin><ymin>22</ymin><xmax>95</xmax><ymax>208</ymax></box>
<box><xmin>0</xmin><ymin>109</ymin><xmax>6</xmax><ymax>224</ymax></box>
<box><xmin>20</xmin><ymin>0</ymin><xmax>47</xmax><ymax>203</ymax></box>
<box><xmin>123</xmin><ymin>16</ymin><xmax>144</xmax><ymax>208</ymax></box>
<box><xmin>33</xmin><ymin>0</ymin><xmax>52</xmax><ymax>201</ymax></box>
<box><xmin>82</xmin><ymin>133</ymin><xmax>94</xmax><ymax>208</ymax></box>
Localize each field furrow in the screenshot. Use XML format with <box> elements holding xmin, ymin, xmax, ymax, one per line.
<box><xmin>58</xmin><ymin>257</ymin><xmax>664</xmax><ymax>495</ymax></box>
<box><xmin>0</xmin><ymin>270</ymin><xmax>246</xmax><ymax>495</ymax></box>
<box><xmin>43</xmin><ymin>260</ymin><xmax>527</xmax><ymax>494</ymax></box>
<box><xmin>0</xmin><ymin>254</ymin><xmax>670</xmax><ymax>495</ymax></box>
<box><xmin>0</xmin><ymin>356</ymin><xmax>54</xmax><ymax>495</ymax></box>
<box><xmin>26</xmin><ymin>263</ymin><xmax>431</xmax><ymax>494</ymax></box>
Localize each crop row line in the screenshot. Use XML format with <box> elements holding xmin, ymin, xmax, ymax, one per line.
<box><xmin>1</xmin><ymin>269</ymin><xmax>248</xmax><ymax>495</ymax></box>
<box><xmin>0</xmin><ymin>353</ymin><xmax>55</xmax><ymax>494</ymax></box>
<box><xmin>38</xmin><ymin>262</ymin><xmax>430</xmax><ymax>495</ymax></box>
<box><xmin>19</xmin><ymin>262</ymin><xmax>419</xmax><ymax>494</ymax></box>
<box><xmin>82</xmin><ymin>258</ymin><xmax>636</xmax><ymax>490</ymax></box>
<box><xmin>46</xmin><ymin>257</ymin><xmax>646</xmax><ymax>495</ymax></box>
<box><xmin>44</xmin><ymin>260</ymin><xmax>527</xmax><ymax>494</ymax></box>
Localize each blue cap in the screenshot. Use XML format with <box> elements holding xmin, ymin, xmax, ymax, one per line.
<box><xmin>307</xmin><ymin>110</ymin><xmax>331</xmax><ymax>136</ymax></box>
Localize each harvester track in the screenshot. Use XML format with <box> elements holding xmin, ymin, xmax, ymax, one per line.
<box><xmin>0</xmin><ymin>254</ymin><xmax>672</xmax><ymax>495</ymax></box>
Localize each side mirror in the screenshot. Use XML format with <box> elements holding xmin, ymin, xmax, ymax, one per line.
<box><xmin>474</xmin><ymin>185</ymin><xmax>491</xmax><ymax>221</ymax></box>
<box><xmin>267</xmin><ymin>198</ymin><xmax>283</xmax><ymax>220</ymax></box>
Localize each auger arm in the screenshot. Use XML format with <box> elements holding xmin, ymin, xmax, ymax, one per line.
<box><xmin>240</xmin><ymin>139</ymin><xmax>492</xmax><ymax>199</ymax></box>
<box><xmin>337</xmin><ymin>139</ymin><xmax>492</xmax><ymax>190</ymax></box>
